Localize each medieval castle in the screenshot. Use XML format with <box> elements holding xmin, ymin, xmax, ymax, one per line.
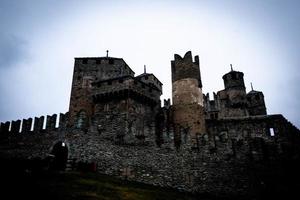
<box><xmin>1</xmin><ymin>51</ymin><xmax>300</xmax><ymax>196</ymax></box>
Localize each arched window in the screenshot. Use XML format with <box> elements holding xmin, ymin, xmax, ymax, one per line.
<box><xmin>50</xmin><ymin>141</ymin><xmax>68</xmax><ymax>171</ymax></box>
<box><xmin>76</xmin><ymin>110</ymin><xmax>87</xmax><ymax>129</ymax></box>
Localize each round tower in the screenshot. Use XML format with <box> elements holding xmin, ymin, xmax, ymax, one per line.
<box><xmin>222</xmin><ymin>65</ymin><xmax>247</xmax><ymax>109</ymax></box>
<box><xmin>171</xmin><ymin>51</ymin><xmax>206</xmax><ymax>146</ymax></box>
<box><xmin>222</xmin><ymin>65</ymin><xmax>246</xmax><ymax>91</ymax></box>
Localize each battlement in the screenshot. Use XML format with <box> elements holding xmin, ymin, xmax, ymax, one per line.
<box><xmin>171</xmin><ymin>51</ymin><xmax>202</xmax><ymax>87</ymax></box>
<box><xmin>163</xmin><ymin>99</ymin><xmax>171</xmax><ymax>108</ymax></box>
<box><xmin>135</xmin><ymin>73</ymin><xmax>163</xmax><ymax>92</ymax></box>
<box><xmin>222</xmin><ymin>70</ymin><xmax>245</xmax><ymax>90</ymax></box>
<box><xmin>73</xmin><ymin>57</ymin><xmax>135</xmax><ymax>82</ymax></box>
<box><xmin>0</xmin><ymin>113</ymin><xmax>68</xmax><ymax>135</ymax></box>
<box><xmin>1</xmin><ymin>51</ymin><xmax>300</xmax><ymax>197</ymax></box>
<box><xmin>92</xmin><ymin>76</ymin><xmax>161</xmax><ymax>105</ymax></box>
<box><xmin>203</xmin><ymin>92</ymin><xmax>220</xmax><ymax>113</ymax></box>
<box><xmin>173</xmin><ymin>51</ymin><xmax>199</xmax><ymax>64</ymax></box>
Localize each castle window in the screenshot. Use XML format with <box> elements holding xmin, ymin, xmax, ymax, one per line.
<box><xmin>76</xmin><ymin>111</ymin><xmax>87</xmax><ymax>129</ymax></box>
<box><xmin>220</xmin><ymin>131</ymin><xmax>228</xmax><ymax>142</ymax></box>
<box><xmin>119</xmin><ymin>79</ymin><xmax>123</xmax><ymax>83</ymax></box>
<box><xmin>145</xmin><ymin>76</ymin><xmax>148</xmax><ymax>80</ymax></box>
<box><xmin>269</xmin><ymin>128</ymin><xmax>275</xmax><ymax>137</ymax></box>
<box><xmin>82</xmin><ymin>59</ymin><xmax>88</xmax><ymax>64</ymax></box>
<box><xmin>214</xmin><ymin>113</ymin><xmax>218</xmax><ymax>119</ymax></box>
<box><xmin>108</xmin><ymin>81</ymin><xmax>112</xmax><ymax>85</ymax></box>
<box><xmin>82</xmin><ymin>76</ymin><xmax>93</xmax><ymax>88</ymax></box>
<box><xmin>96</xmin><ymin>59</ymin><xmax>101</xmax><ymax>64</ymax></box>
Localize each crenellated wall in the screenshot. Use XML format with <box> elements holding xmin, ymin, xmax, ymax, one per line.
<box><xmin>0</xmin><ymin>113</ymin><xmax>68</xmax><ymax>135</ymax></box>
<box><xmin>0</xmin><ymin>51</ymin><xmax>300</xmax><ymax>198</ymax></box>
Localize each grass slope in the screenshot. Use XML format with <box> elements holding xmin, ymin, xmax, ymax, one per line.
<box><xmin>1</xmin><ymin>171</ymin><xmax>205</xmax><ymax>200</ymax></box>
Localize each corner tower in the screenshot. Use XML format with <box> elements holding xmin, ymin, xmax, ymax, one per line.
<box><xmin>68</xmin><ymin>56</ymin><xmax>134</xmax><ymax>128</ymax></box>
<box><xmin>171</xmin><ymin>51</ymin><xmax>206</xmax><ymax>144</ymax></box>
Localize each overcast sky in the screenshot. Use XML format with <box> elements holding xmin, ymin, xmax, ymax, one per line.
<box><xmin>0</xmin><ymin>0</ymin><xmax>299</xmax><ymax>128</ymax></box>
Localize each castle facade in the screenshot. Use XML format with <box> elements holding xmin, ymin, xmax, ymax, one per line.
<box><xmin>1</xmin><ymin>51</ymin><xmax>299</xmax><ymax>196</ymax></box>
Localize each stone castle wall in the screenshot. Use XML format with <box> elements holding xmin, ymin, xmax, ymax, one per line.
<box><xmin>1</xmin><ymin>113</ymin><xmax>299</xmax><ymax>196</ymax></box>
<box><xmin>1</xmin><ymin>52</ymin><xmax>300</xmax><ymax>197</ymax></box>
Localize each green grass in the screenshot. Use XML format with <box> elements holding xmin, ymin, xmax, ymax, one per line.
<box><xmin>2</xmin><ymin>171</ymin><xmax>204</xmax><ymax>200</ymax></box>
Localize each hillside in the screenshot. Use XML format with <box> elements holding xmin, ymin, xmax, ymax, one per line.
<box><xmin>1</xmin><ymin>169</ymin><xmax>204</xmax><ymax>200</ymax></box>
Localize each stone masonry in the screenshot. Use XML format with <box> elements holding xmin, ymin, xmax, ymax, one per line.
<box><xmin>0</xmin><ymin>51</ymin><xmax>300</xmax><ymax>197</ymax></box>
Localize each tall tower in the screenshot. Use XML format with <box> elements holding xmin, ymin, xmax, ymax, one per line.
<box><xmin>68</xmin><ymin>56</ymin><xmax>134</xmax><ymax>128</ymax></box>
<box><xmin>171</xmin><ymin>51</ymin><xmax>206</xmax><ymax>145</ymax></box>
<box><xmin>219</xmin><ymin>66</ymin><xmax>248</xmax><ymax>117</ymax></box>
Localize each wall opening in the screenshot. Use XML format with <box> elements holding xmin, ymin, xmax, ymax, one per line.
<box><xmin>30</xmin><ymin>118</ymin><xmax>34</xmax><ymax>131</ymax></box>
<box><xmin>55</xmin><ymin>114</ymin><xmax>60</xmax><ymax>128</ymax></box>
<box><xmin>269</xmin><ymin>128</ymin><xmax>275</xmax><ymax>136</ymax></box>
<box><xmin>50</xmin><ymin>142</ymin><xmax>68</xmax><ymax>171</ymax></box>
<box><xmin>76</xmin><ymin>110</ymin><xmax>87</xmax><ymax>129</ymax></box>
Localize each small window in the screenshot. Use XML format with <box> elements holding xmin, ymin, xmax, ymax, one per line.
<box><xmin>82</xmin><ymin>76</ymin><xmax>93</xmax><ymax>88</ymax></box>
<box><xmin>214</xmin><ymin>113</ymin><xmax>218</xmax><ymax>119</ymax></box>
<box><xmin>96</xmin><ymin>59</ymin><xmax>101</xmax><ymax>64</ymax></box>
<box><xmin>220</xmin><ymin>131</ymin><xmax>228</xmax><ymax>142</ymax></box>
<box><xmin>145</xmin><ymin>76</ymin><xmax>148</xmax><ymax>80</ymax></box>
<box><xmin>119</xmin><ymin>79</ymin><xmax>123</xmax><ymax>83</ymax></box>
<box><xmin>82</xmin><ymin>59</ymin><xmax>88</xmax><ymax>64</ymax></box>
<box><xmin>76</xmin><ymin>111</ymin><xmax>87</xmax><ymax>129</ymax></box>
<box><xmin>108</xmin><ymin>81</ymin><xmax>112</xmax><ymax>85</ymax></box>
<box><xmin>269</xmin><ymin>128</ymin><xmax>275</xmax><ymax>136</ymax></box>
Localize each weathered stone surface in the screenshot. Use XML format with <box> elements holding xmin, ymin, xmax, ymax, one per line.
<box><xmin>11</xmin><ymin>120</ymin><xmax>21</xmax><ymax>133</ymax></box>
<box><xmin>0</xmin><ymin>51</ymin><xmax>299</xmax><ymax>197</ymax></box>
<box><xmin>22</xmin><ymin>118</ymin><xmax>32</xmax><ymax>133</ymax></box>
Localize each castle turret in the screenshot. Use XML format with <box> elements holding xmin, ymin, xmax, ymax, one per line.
<box><xmin>246</xmin><ymin>83</ymin><xmax>267</xmax><ymax>115</ymax></box>
<box><xmin>171</xmin><ymin>51</ymin><xmax>206</xmax><ymax>146</ymax></box>
<box><xmin>217</xmin><ymin>66</ymin><xmax>248</xmax><ymax>118</ymax></box>
<box><xmin>222</xmin><ymin>65</ymin><xmax>246</xmax><ymax>91</ymax></box>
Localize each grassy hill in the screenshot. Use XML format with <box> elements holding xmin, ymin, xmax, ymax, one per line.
<box><xmin>1</xmin><ymin>170</ymin><xmax>208</xmax><ymax>200</ymax></box>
